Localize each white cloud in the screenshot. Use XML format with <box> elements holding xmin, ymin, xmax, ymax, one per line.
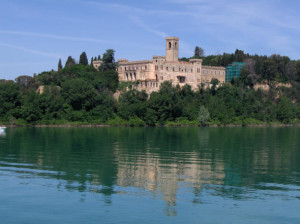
<box><xmin>83</xmin><ymin>0</ymin><xmax>193</xmax><ymax>17</ymax></box>
<box><xmin>130</xmin><ymin>16</ymin><xmax>169</xmax><ymax>38</ymax></box>
<box><xmin>0</xmin><ymin>43</ymin><xmax>61</xmax><ymax>58</ymax></box>
<box><xmin>0</xmin><ymin>30</ymin><xmax>113</xmax><ymax>44</ymax></box>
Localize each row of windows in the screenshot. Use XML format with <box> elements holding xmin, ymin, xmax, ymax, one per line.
<box><xmin>202</xmin><ymin>70</ymin><xmax>224</xmax><ymax>75</ymax></box>
<box><xmin>125</xmin><ymin>73</ymin><xmax>137</xmax><ymax>81</ymax></box>
<box><xmin>155</xmin><ymin>65</ymin><xmax>200</xmax><ymax>73</ymax></box>
<box><xmin>119</xmin><ymin>65</ymin><xmax>148</xmax><ymax>71</ymax></box>
<box><xmin>139</xmin><ymin>82</ymin><xmax>158</xmax><ymax>88</ymax></box>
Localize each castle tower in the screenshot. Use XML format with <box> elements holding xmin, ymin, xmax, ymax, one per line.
<box><xmin>165</xmin><ymin>37</ymin><xmax>179</xmax><ymax>62</ymax></box>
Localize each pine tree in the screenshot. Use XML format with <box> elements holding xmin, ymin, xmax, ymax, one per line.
<box><xmin>194</xmin><ymin>46</ymin><xmax>204</xmax><ymax>58</ymax></box>
<box><xmin>99</xmin><ymin>49</ymin><xmax>116</xmax><ymax>71</ymax></box>
<box><xmin>97</xmin><ymin>55</ymin><xmax>101</xmax><ymax>60</ymax></box>
<box><xmin>58</xmin><ymin>59</ymin><xmax>63</xmax><ymax>71</ymax></box>
<box><xmin>79</xmin><ymin>52</ymin><xmax>88</xmax><ymax>65</ymax></box>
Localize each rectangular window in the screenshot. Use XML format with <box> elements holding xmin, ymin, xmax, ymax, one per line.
<box><xmin>178</xmin><ymin>76</ymin><xmax>185</xmax><ymax>83</ymax></box>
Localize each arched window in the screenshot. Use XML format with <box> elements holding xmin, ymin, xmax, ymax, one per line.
<box><xmin>126</xmin><ymin>73</ymin><xmax>128</xmax><ymax>80</ymax></box>
<box><xmin>175</xmin><ymin>42</ymin><xmax>177</xmax><ymax>48</ymax></box>
<box><xmin>169</xmin><ymin>42</ymin><xmax>172</xmax><ymax>49</ymax></box>
<box><xmin>134</xmin><ymin>72</ymin><xmax>136</xmax><ymax>80</ymax></box>
<box><xmin>155</xmin><ymin>74</ymin><xmax>158</xmax><ymax>81</ymax></box>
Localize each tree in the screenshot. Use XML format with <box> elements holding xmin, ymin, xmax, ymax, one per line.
<box><xmin>0</xmin><ymin>82</ymin><xmax>21</xmax><ymax>120</ymax></box>
<box><xmin>99</xmin><ymin>49</ymin><xmax>117</xmax><ymax>71</ymax></box>
<box><xmin>118</xmin><ymin>89</ymin><xmax>148</xmax><ymax>120</ymax></box>
<box><xmin>61</xmin><ymin>78</ymin><xmax>98</xmax><ymax>111</ymax></box>
<box><xmin>65</xmin><ymin>56</ymin><xmax>76</xmax><ymax>68</ymax></box>
<box><xmin>262</xmin><ymin>58</ymin><xmax>277</xmax><ymax>85</ymax></box>
<box><xmin>79</xmin><ymin>52</ymin><xmax>88</xmax><ymax>65</ymax></box>
<box><xmin>198</xmin><ymin>106</ymin><xmax>210</xmax><ymax>126</ymax></box>
<box><xmin>210</xmin><ymin>78</ymin><xmax>220</xmax><ymax>95</ymax></box>
<box><xmin>238</xmin><ymin>68</ymin><xmax>254</xmax><ymax>87</ymax></box>
<box><xmin>97</xmin><ymin>55</ymin><xmax>101</xmax><ymax>60</ymax></box>
<box><xmin>58</xmin><ymin>59</ymin><xmax>63</xmax><ymax>71</ymax></box>
<box><xmin>275</xmin><ymin>96</ymin><xmax>294</xmax><ymax>123</ymax></box>
<box><xmin>93</xmin><ymin>70</ymin><xmax>119</xmax><ymax>92</ymax></box>
<box><xmin>194</xmin><ymin>46</ymin><xmax>204</xmax><ymax>58</ymax></box>
<box><xmin>15</xmin><ymin>75</ymin><xmax>36</xmax><ymax>92</ymax></box>
<box><xmin>234</xmin><ymin>49</ymin><xmax>245</xmax><ymax>62</ymax></box>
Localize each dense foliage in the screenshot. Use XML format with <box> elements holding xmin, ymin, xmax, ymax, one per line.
<box><xmin>188</xmin><ymin>49</ymin><xmax>300</xmax><ymax>84</ymax></box>
<box><xmin>1</xmin><ymin>49</ymin><xmax>300</xmax><ymax>126</ymax></box>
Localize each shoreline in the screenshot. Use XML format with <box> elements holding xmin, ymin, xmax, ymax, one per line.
<box><xmin>1</xmin><ymin>123</ymin><xmax>300</xmax><ymax>128</ymax></box>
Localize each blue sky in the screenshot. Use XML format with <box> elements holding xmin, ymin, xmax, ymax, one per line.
<box><xmin>1</xmin><ymin>0</ymin><xmax>300</xmax><ymax>80</ymax></box>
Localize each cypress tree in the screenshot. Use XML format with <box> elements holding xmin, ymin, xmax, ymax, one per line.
<box><xmin>65</xmin><ymin>56</ymin><xmax>75</xmax><ymax>68</ymax></box>
<box><xmin>97</xmin><ymin>55</ymin><xmax>101</xmax><ymax>60</ymax></box>
<box><xmin>58</xmin><ymin>58</ymin><xmax>63</xmax><ymax>71</ymax></box>
<box><xmin>79</xmin><ymin>52</ymin><xmax>88</xmax><ymax>65</ymax></box>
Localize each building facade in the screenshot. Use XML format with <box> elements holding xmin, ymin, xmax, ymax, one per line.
<box><xmin>94</xmin><ymin>37</ymin><xmax>226</xmax><ymax>93</ymax></box>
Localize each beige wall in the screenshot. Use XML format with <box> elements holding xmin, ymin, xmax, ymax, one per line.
<box><xmin>201</xmin><ymin>66</ymin><xmax>226</xmax><ymax>84</ymax></box>
<box><xmin>116</xmin><ymin>37</ymin><xmax>225</xmax><ymax>93</ymax></box>
<box><xmin>92</xmin><ymin>60</ymin><xmax>103</xmax><ymax>70</ymax></box>
<box><xmin>118</xmin><ymin>60</ymin><xmax>155</xmax><ymax>82</ymax></box>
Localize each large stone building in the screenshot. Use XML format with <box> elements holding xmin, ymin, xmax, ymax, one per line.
<box><xmin>94</xmin><ymin>37</ymin><xmax>225</xmax><ymax>93</ymax></box>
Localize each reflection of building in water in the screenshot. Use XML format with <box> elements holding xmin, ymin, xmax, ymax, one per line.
<box><xmin>115</xmin><ymin>151</ymin><xmax>225</xmax><ymax>215</ymax></box>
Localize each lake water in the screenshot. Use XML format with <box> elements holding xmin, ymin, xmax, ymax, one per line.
<box><xmin>0</xmin><ymin>127</ymin><xmax>299</xmax><ymax>223</ymax></box>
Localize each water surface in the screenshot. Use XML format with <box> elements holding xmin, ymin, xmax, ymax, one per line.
<box><xmin>0</xmin><ymin>127</ymin><xmax>300</xmax><ymax>223</ymax></box>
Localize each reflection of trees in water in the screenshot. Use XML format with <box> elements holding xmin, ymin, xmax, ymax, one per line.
<box><xmin>1</xmin><ymin>127</ymin><xmax>300</xmax><ymax>208</ymax></box>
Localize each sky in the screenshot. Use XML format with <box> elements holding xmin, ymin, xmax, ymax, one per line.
<box><xmin>1</xmin><ymin>0</ymin><xmax>300</xmax><ymax>80</ymax></box>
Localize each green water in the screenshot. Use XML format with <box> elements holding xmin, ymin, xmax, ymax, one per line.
<box><xmin>0</xmin><ymin>127</ymin><xmax>299</xmax><ymax>223</ymax></box>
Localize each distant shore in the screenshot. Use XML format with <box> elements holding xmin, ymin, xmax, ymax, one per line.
<box><xmin>1</xmin><ymin>123</ymin><xmax>300</xmax><ymax>128</ymax></box>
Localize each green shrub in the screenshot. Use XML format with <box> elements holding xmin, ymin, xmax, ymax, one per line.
<box><xmin>106</xmin><ymin>116</ymin><xmax>128</xmax><ymax>125</ymax></box>
<box><xmin>128</xmin><ymin>117</ymin><xmax>146</xmax><ymax>126</ymax></box>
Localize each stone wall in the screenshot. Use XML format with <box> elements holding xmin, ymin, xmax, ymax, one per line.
<box><xmin>116</xmin><ymin>37</ymin><xmax>225</xmax><ymax>93</ymax></box>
